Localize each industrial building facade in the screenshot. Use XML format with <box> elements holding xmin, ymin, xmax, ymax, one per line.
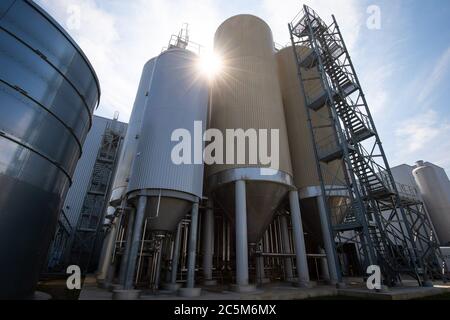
<box><xmin>46</xmin><ymin>115</ymin><xmax>127</xmax><ymax>274</ymax></box>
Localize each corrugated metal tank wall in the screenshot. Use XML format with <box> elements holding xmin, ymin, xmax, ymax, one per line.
<box><xmin>127</xmin><ymin>48</ymin><xmax>208</xmax><ymax>232</ymax></box>
<box><xmin>413</xmin><ymin>162</ymin><xmax>450</xmax><ymax>245</ymax></box>
<box><xmin>109</xmin><ymin>58</ymin><xmax>156</xmax><ymax>207</ymax></box>
<box><xmin>0</xmin><ymin>0</ymin><xmax>100</xmax><ymax>299</ymax></box>
<box><xmin>276</xmin><ymin>46</ymin><xmax>342</xmax><ymax>189</ymax></box>
<box><xmin>276</xmin><ymin>46</ymin><xmax>346</xmax><ymax>247</ymax></box>
<box><xmin>208</xmin><ymin>15</ymin><xmax>292</xmax><ymax>176</ymax></box>
<box><xmin>207</xmin><ymin>15</ymin><xmax>294</xmax><ymax>244</ymax></box>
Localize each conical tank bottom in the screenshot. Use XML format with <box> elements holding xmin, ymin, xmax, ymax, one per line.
<box><xmin>144</xmin><ymin>197</ymin><xmax>191</xmax><ymax>233</ymax></box>
<box><xmin>214</xmin><ymin>180</ymin><xmax>290</xmax><ymax>244</ymax></box>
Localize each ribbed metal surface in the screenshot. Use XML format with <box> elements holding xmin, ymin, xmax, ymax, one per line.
<box><xmin>125</xmin><ymin>48</ymin><xmax>208</xmax><ymax>233</ymax></box>
<box><xmin>413</xmin><ymin>162</ymin><xmax>450</xmax><ymax>245</ymax></box>
<box><xmin>207</xmin><ymin>15</ymin><xmax>293</xmax><ymax>244</ymax></box>
<box><xmin>110</xmin><ymin>58</ymin><xmax>156</xmax><ymax>206</ymax></box>
<box><xmin>127</xmin><ymin>48</ymin><xmax>208</xmax><ymax>199</ymax></box>
<box><xmin>208</xmin><ymin>15</ymin><xmax>292</xmax><ymax>177</ymax></box>
<box><xmin>276</xmin><ymin>46</ymin><xmax>343</xmax><ymax>190</ymax></box>
<box><xmin>64</xmin><ymin>116</ymin><xmax>127</xmax><ymax>227</ymax></box>
<box><xmin>0</xmin><ymin>0</ymin><xmax>99</xmax><ymax>299</ymax></box>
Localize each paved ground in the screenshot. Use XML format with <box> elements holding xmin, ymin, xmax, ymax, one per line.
<box><xmin>78</xmin><ymin>276</ymin><xmax>450</xmax><ymax>300</ymax></box>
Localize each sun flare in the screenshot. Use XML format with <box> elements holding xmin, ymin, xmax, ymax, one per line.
<box><xmin>198</xmin><ymin>51</ymin><xmax>223</xmax><ymax>79</ymax></box>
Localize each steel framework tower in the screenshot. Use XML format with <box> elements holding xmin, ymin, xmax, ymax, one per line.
<box><xmin>69</xmin><ymin>119</ymin><xmax>123</xmax><ymax>273</ymax></box>
<box><xmin>288</xmin><ymin>5</ymin><xmax>445</xmax><ymax>286</ymax></box>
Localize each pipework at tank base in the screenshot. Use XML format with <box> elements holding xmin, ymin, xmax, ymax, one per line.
<box><xmin>98</xmin><ymin>189</ymin><xmax>341</xmax><ymax>298</ymax></box>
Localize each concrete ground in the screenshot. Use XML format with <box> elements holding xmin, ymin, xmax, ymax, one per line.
<box><xmin>78</xmin><ymin>276</ymin><xmax>450</xmax><ymax>300</ymax></box>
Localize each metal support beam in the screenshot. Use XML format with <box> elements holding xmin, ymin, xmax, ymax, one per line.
<box><xmin>170</xmin><ymin>221</ymin><xmax>183</xmax><ymax>284</ymax></box>
<box><xmin>96</xmin><ymin>216</ymin><xmax>119</xmax><ymax>284</ymax></box>
<box><xmin>280</xmin><ymin>214</ymin><xmax>294</xmax><ymax>281</ymax></box>
<box><xmin>289</xmin><ymin>190</ymin><xmax>310</xmax><ymax>287</ymax></box>
<box><xmin>316</xmin><ymin>195</ymin><xmax>340</xmax><ymax>284</ymax></box>
<box><xmin>202</xmin><ymin>199</ymin><xmax>214</xmax><ymax>282</ymax></box>
<box><xmin>118</xmin><ymin>208</ymin><xmax>135</xmax><ymax>287</ymax></box>
<box><xmin>186</xmin><ymin>200</ymin><xmax>200</xmax><ymax>288</ymax></box>
<box><xmin>124</xmin><ymin>196</ymin><xmax>147</xmax><ymax>290</ymax></box>
<box><xmin>319</xmin><ymin>247</ymin><xmax>330</xmax><ymax>282</ymax></box>
<box><xmin>235</xmin><ymin>180</ymin><xmax>249</xmax><ymax>286</ymax></box>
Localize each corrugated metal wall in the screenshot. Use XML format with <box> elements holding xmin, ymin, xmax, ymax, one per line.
<box><xmin>127</xmin><ymin>49</ymin><xmax>208</xmax><ymax>199</ymax></box>
<box><xmin>62</xmin><ymin>116</ymin><xmax>127</xmax><ymax>228</ymax></box>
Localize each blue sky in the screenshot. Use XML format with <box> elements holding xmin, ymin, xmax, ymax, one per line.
<box><xmin>36</xmin><ymin>0</ymin><xmax>450</xmax><ymax>174</ymax></box>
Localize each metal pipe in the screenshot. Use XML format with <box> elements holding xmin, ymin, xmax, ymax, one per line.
<box><xmin>186</xmin><ymin>201</ymin><xmax>200</xmax><ymax>288</ymax></box>
<box><xmin>118</xmin><ymin>208</ymin><xmax>136</xmax><ymax>286</ymax></box>
<box><xmin>170</xmin><ymin>221</ymin><xmax>183</xmax><ymax>284</ymax></box>
<box><xmin>280</xmin><ymin>214</ymin><xmax>294</xmax><ymax>280</ymax></box>
<box><xmin>316</xmin><ymin>195</ymin><xmax>339</xmax><ymax>284</ymax></box>
<box><xmin>319</xmin><ymin>247</ymin><xmax>330</xmax><ymax>282</ymax></box>
<box><xmin>256</xmin><ymin>241</ymin><xmax>266</xmax><ymax>283</ymax></box>
<box><xmin>222</xmin><ymin>216</ymin><xmax>226</xmax><ymax>268</ymax></box>
<box><xmin>202</xmin><ymin>199</ymin><xmax>214</xmax><ymax>281</ymax></box>
<box><xmin>289</xmin><ymin>190</ymin><xmax>310</xmax><ymax>287</ymax></box>
<box><xmin>153</xmin><ymin>237</ymin><xmax>163</xmax><ymax>290</ymax></box>
<box><xmin>96</xmin><ymin>218</ymin><xmax>117</xmax><ymax>282</ymax></box>
<box><xmin>135</xmin><ymin>218</ymin><xmax>149</xmax><ymax>284</ymax></box>
<box><xmin>226</xmin><ymin>218</ymin><xmax>231</xmax><ymax>268</ymax></box>
<box><xmin>235</xmin><ymin>180</ymin><xmax>249</xmax><ymax>286</ymax></box>
<box><xmin>124</xmin><ymin>196</ymin><xmax>147</xmax><ymax>289</ymax></box>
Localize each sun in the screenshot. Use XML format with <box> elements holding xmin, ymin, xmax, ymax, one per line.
<box><xmin>198</xmin><ymin>51</ymin><xmax>223</xmax><ymax>79</ymax></box>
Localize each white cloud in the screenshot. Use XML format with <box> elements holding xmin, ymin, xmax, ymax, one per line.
<box><xmin>417</xmin><ymin>46</ymin><xmax>450</xmax><ymax>105</ymax></box>
<box><xmin>394</xmin><ymin>110</ymin><xmax>450</xmax><ymax>172</ymax></box>
<box><xmin>36</xmin><ymin>0</ymin><xmax>221</xmax><ymax>122</ymax></box>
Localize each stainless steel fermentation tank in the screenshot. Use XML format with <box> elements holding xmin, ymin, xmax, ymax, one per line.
<box><xmin>413</xmin><ymin>161</ymin><xmax>450</xmax><ymax>245</ymax></box>
<box><xmin>96</xmin><ymin>58</ymin><xmax>156</xmax><ymax>284</ymax></box>
<box><xmin>0</xmin><ymin>0</ymin><xmax>99</xmax><ymax>299</ymax></box>
<box><xmin>207</xmin><ymin>15</ymin><xmax>310</xmax><ymax>290</ymax></box>
<box><xmin>100</xmin><ymin>48</ymin><xmax>208</xmax><ymax>296</ymax></box>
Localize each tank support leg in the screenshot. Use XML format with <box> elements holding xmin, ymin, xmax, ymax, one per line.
<box><xmin>170</xmin><ymin>221</ymin><xmax>182</xmax><ymax>285</ymax></box>
<box><xmin>319</xmin><ymin>247</ymin><xmax>330</xmax><ymax>282</ymax></box>
<box><xmin>178</xmin><ymin>200</ymin><xmax>202</xmax><ymax>297</ymax></box>
<box><xmin>202</xmin><ymin>199</ymin><xmax>215</xmax><ymax>285</ymax></box>
<box><xmin>289</xmin><ymin>190</ymin><xmax>310</xmax><ymax>287</ymax></box>
<box><xmin>96</xmin><ymin>216</ymin><xmax>117</xmax><ymax>285</ymax></box>
<box><xmin>186</xmin><ymin>201</ymin><xmax>200</xmax><ymax>288</ymax></box>
<box><xmin>124</xmin><ymin>196</ymin><xmax>147</xmax><ymax>290</ymax></box>
<box><xmin>235</xmin><ymin>180</ymin><xmax>249</xmax><ymax>287</ymax></box>
<box><xmin>280</xmin><ymin>214</ymin><xmax>294</xmax><ymax>281</ymax></box>
<box><xmin>256</xmin><ymin>240</ymin><xmax>270</xmax><ymax>284</ymax></box>
<box><xmin>316</xmin><ymin>195</ymin><xmax>341</xmax><ymax>286</ymax></box>
<box><xmin>118</xmin><ymin>207</ymin><xmax>136</xmax><ymax>287</ymax></box>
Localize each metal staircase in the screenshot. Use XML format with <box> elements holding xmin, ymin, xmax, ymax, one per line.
<box><xmin>289</xmin><ymin>5</ymin><xmax>445</xmax><ymax>285</ymax></box>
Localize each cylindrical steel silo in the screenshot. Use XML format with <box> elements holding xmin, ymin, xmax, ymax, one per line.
<box><xmin>0</xmin><ymin>0</ymin><xmax>99</xmax><ymax>299</ymax></box>
<box><xmin>208</xmin><ymin>14</ymin><xmax>294</xmax><ymax>244</ymax></box>
<box><xmin>413</xmin><ymin>161</ymin><xmax>450</xmax><ymax>245</ymax></box>
<box><xmin>276</xmin><ymin>46</ymin><xmax>347</xmax><ymax>284</ymax></box>
<box><xmin>207</xmin><ymin>15</ymin><xmax>310</xmax><ymax>289</ymax></box>
<box><xmin>127</xmin><ymin>48</ymin><xmax>207</xmax><ymax>232</ymax></box>
<box><xmin>109</xmin><ymin>58</ymin><xmax>156</xmax><ymax>207</ymax></box>
<box><xmin>117</xmin><ymin>47</ymin><xmax>208</xmax><ymax>293</ymax></box>
<box><xmin>96</xmin><ymin>58</ymin><xmax>156</xmax><ymax>284</ymax></box>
